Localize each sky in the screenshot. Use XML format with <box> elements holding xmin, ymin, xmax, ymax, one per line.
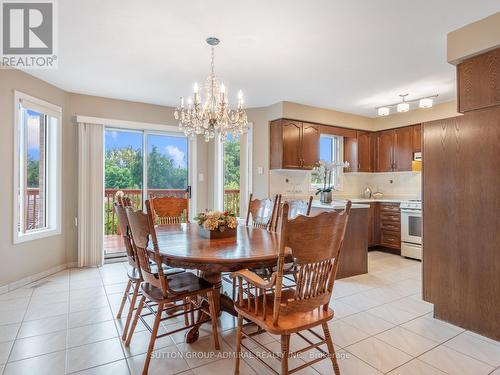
<box><xmin>105</xmin><ymin>130</ymin><xmax>188</xmax><ymax>168</ymax></box>
<box><xmin>320</xmin><ymin>136</ymin><xmax>333</xmax><ymax>162</ymax></box>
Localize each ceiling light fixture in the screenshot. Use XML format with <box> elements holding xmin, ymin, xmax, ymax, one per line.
<box><xmin>397</xmin><ymin>94</ymin><xmax>410</xmax><ymax>113</ymax></box>
<box><xmin>419</xmin><ymin>97</ymin><xmax>433</xmax><ymax>108</ymax></box>
<box><xmin>174</xmin><ymin>37</ymin><xmax>248</xmax><ymax>142</ymax></box>
<box><xmin>376</xmin><ymin>93</ymin><xmax>438</xmax><ymax>116</ymax></box>
<box><xmin>378</xmin><ymin>107</ymin><xmax>390</xmax><ymax>116</ymax></box>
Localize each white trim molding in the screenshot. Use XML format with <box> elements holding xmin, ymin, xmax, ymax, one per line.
<box><xmin>75</xmin><ymin>115</ymin><xmax>179</xmax><ymax>133</ymax></box>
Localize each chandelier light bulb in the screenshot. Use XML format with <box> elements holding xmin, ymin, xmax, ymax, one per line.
<box><xmin>220</xmin><ymin>83</ymin><xmax>226</xmax><ymax>94</ymax></box>
<box><xmin>238</xmin><ymin>90</ymin><xmax>243</xmax><ymax>100</ymax></box>
<box><xmin>180</xmin><ymin>96</ymin><xmax>184</xmax><ymax>108</ymax></box>
<box><xmin>419</xmin><ymin>98</ymin><xmax>433</xmax><ymax>108</ymax></box>
<box><xmin>397</xmin><ymin>102</ymin><xmax>410</xmax><ymax>113</ymax></box>
<box><xmin>187</xmin><ymin>96</ymin><xmax>192</xmax><ymax>106</ymax></box>
<box><xmin>378</xmin><ymin>107</ymin><xmax>390</xmax><ymax>116</ymax></box>
<box><xmin>193</xmin><ymin>83</ymin><xmax>199</xmax><ymax>94</ymax></box>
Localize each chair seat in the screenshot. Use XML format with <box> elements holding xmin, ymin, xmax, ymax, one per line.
<box><xmin>141</xmin><ymin>272</ymin><xmax>214</xmax><ymax>302</ymax></box>
<box><xmin>234</xmin><ymin>289</ymin><xmax>334</xmax><ymax>335</ymax></box>
<box><xmin>127</xmin><ymin>265</ymin><xmax>184</xmax><ymax>281</ymax></box>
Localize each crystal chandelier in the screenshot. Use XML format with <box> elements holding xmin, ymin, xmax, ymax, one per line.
<box><xmin>174</xmin><ymin>37</ymin><xmax>248</xmax><ymax>142</ymax></box>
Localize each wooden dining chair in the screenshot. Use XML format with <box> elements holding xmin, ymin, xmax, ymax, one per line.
<box><xmin>273</xmin><ymin>196</ymin><xmax>313</xmax><ymax>232</ymax></box>
<box><xmin>228</xmin><ymin>194</ymin><xmax>281</xmax><ymax>300</ymax></box>
<box><xmin>125</xmin><ymin>200</ymin><xmax>220</xmax><ymax>375</ymax></box>
<box><xmin>245</xmin><ymin>193</ymin><xmax>280</xmax><ymax>230</ymax></box>
<box><xmin>232</xmin><ymin>201</ymin><xmax>352</xmax><ymax>375</ymax></box>
<box><xmin>114</xmin><ymin>201</ymin><xmax>184</xmax><ymax>341</ymax></box>
<box><xmin>150</xmin><ymin>195</ymin><xmax>189</xmax><ymax>224</ymax></box>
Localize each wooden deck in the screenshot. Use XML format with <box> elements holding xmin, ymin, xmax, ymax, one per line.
<box><xmin>104</xmin><ymin>235</ymin><xmax>126</xmax><ymax>255</ymax></box>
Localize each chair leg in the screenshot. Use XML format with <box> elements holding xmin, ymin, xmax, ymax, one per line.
<box><xmin>232</xmin><ymin>278</ymin><xmax>237</xmax><ymax>301</ymax></box>
<box><xmin>125</xmin><ymin>295</ymin><xmax>145</xmax><ymax>347</ymax></box>
<box><xmin>281</xmin><ymin>334</ymin><xmax>290</xmax><ymax>375</ymax></box>
<box><xmin>116</xmin><ymin>279</ymin><xmax>132</xmax><ymax>319</ymax></box>
<box><xmin>322</xmin><ymin>323</ymin><xmax>340</xmax><ymax>375</ymax></box>
<box><xmin>183</xmin><ymin>297</ymin><xmax>189</xmax><ymax>326</ymax></box>
<box><xmin>207</xmin><ymin>290</ymin><xmax>220</xmax><ymax>350</ymax></box>
<box><xmin>234</xmin><ymin>314</ymin><xmax>243</xmax><ymax>375</ymax></box>
<box><xmin>143</xmin><ymin>302</ymin><xmax>164</xmax><ymax>375</ymax></box>
<box><xmin>121</xmin><ymin>281</ymin><xmax>139</xmax><ymax>341</ymax></box>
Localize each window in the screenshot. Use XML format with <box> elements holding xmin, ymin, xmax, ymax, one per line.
<box><xmin>14</xmin><ymin>92</ymin><xmax>61</xmax><ymax>243</ymax></box>
<box><xmin>311</xmin><ymin>134</ymin><xmax>343</xmax><ymax>190</ymax></box>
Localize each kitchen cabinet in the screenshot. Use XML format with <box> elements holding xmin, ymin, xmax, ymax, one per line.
<box><xmin>375</xmin><ymin>130</ymin><xmax>394</xmax><ymax>172</ymax></box>
<box><xmin>413</xmin><ymin>124</ymin><xmax>422</xmax><ymax>152</ymax></box>
<box><xmin>374</xmin><ymin>126</ymin><xmax>417</xmax><ymax>172</ymax></box>
<box><xmin>357</xmin><ymin>131</ymin><xmax>373</xmax><ymax>172</ymax></box>
<box><xmin>457</xmin><ymin>48</ymin><xmax>500</xmax><ymax>113</ymax></box>
<box><xmin>343</xmin><ymin>136</ymin><xmax>358</xmax><ymax>172</ymax></box>
<box><xmin>367</xmin><ymin>203</ymin><xmax>377</xmax><ymax>246</ymax></box>
<box><xmin>270</xmin><ymin>119</ymin><xmax>319</xmax><ymax>170</ymax></box>
<box><xmin>343</xmin><ymin>131</ymin><xmax>372</xmax><ymax>172</ymax></box>
<box><xmin>394</xmin><ymin>126</ymin><xmax>414</xmax><ymax>171</ymax></box>
<box><xmin>378</xmin><ymin>203</ymin><xmax>401</xmax><ymax>252</ymax></box>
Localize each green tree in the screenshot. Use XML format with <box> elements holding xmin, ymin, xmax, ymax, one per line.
<box><xmin>105</xmin><ymin>146</ymin><xmax>142</xmax><ymax>189</ymax></box>
<box><xmin>147</xmin><ymin>145</ymin><xmax>187</xmax><ymax>189</ymax></box>
<box><xmin>26</xmin><ymin>155</ymin><xmax>39</xmax><ymax>188</ymax></box>
<box><xmin>224</xmin><ymin>138</ymin><xmax>240</xmax><ymax>189</ymax></box>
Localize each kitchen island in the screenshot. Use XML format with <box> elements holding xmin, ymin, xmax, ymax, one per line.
<box><xmin>311</xmin><ymin>200</ymin><xmax>369</xmax><ymax>279</ymax></box>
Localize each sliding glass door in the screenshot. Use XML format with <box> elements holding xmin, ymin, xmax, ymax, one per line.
<box><xmin>103</xmin><ymin>129</ymin><xmax>191</xmax><ymax>258</ymax></box>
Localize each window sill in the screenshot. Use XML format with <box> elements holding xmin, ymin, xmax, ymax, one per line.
<box><xmin>14</xmin><ymin>227</ymin><xmax>61</xmax><ymax>244</ymax></box>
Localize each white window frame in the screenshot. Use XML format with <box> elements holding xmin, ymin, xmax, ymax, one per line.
<box><xmin>311</xmin><ymin>134</ymin><xmax>344</xmax><ymax>192</ymax></box>
<box><xmin>13</xmin><ymin>91</ymin><xmax>62</xmax><ymax>244</ymax></box>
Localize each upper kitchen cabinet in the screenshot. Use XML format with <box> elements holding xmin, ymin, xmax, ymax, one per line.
<box><xmin>343</xmin><ymin>131</ymin><xmax>373</xmax><ymax>172</ymax></box>
<box><xmin>374</xmin><ymin>126</ymin><xmax>417</xmax><ymax>172</ymax></box>
<box><xmin>357</xmin><ymin>131</ymin><xmax>373</xmax><ymax>172</ymax></box>
<box><xmin>375</xmin><ymin>130</ymin><xmax>395</xmax><ymax>172</ymax></box>
<box><xmin>413</xmin><ymin>124</ymin><xmax>422</xmax><ymax>152</ymax></box>
<box><xmin>269</xmin><ymin>119</ymin><xmax>319</xmax><ymax>170</ymax></box>
<box><xmin>457</xmin><ymin>48</ymin><xmax>500</xmax><ymax>113</ymax></box>
<box><xmin>393</xmin><ymin>126</ymin><xmax>413</xmax><ymax>171</ymax></box>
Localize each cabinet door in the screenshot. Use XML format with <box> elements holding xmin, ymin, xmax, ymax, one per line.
<box><xmin>394</xmin><ymin>127</ymin><xmax>414</xmax><ymax>171</ymax></box>
<box><xmin>281</xmin><ymin>120</ymin><xmax>302</xmax><ymax>168</ymax></box>
<box><xmin>357</xmin><ymin>132</ymin><xmax>372</xmax><ymax>172</ymax></box>
<box><xmin>413</xmin><ymin>124</ymin><xmax>422</xmax><ymax>152</ymax></box>
<box><xmin>343</xmin><ymin>136</ymin><xmax>358</xmax><ymax>172</ymax></box>
<box><xmin>376</xmin><ymin>130</ymin><xmax>394</xmax><ymax>172</ymax></box>
<box><xmin>301</xmin><ymin>123</ymin><xmax>320</xmax><ymax>169</ymax></box>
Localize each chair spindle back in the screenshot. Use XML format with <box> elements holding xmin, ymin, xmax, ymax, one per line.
<box><xmin>150</xmin><ymin>196</ymin><xmax>189</xmax><ymax>224</ymax></box>
<box><xmin>274</xmin><ymin>196</ymin><xmax>313</xmax><ymax>232</ymax></box>
<box><xmin>245</xmin><ymin>193</ymin><xmax>280</xmax><ymax>230</ymax></box>
<box><xmin>114</xmin><ymin>201</ymin><xmax>137</xmax><ymax>269</ymax></box>
<box><xmin>126</xmin><ymin>201</ymin><xmax>168</xmax><ymax>297</ymax></box>
<box><xmin>273</xmin><ymin>201</ymin><xmax>352</xmax><ymax>324</ymax></box>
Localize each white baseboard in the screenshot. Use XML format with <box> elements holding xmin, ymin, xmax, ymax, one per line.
<box><xmin>0</xmin><ymin>262</ymin><xmax>73</xmax><ymax>294</ymax></box>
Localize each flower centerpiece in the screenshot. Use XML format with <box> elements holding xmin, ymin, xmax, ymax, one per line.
<box><xmin>312</xmin><ymin>160</ymin><xmax>350</xmax><ymax>203</ymax></box>
<box><xmin>194</xmin><ymin>210</ymin><xmax>238</xmax><ymax>239</ymax></box>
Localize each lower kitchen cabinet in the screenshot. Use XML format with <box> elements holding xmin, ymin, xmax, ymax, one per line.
<box><xmin>368</xmin><ymin>202</ymin><xmax>401</xmax><ymax>253</ymax></box>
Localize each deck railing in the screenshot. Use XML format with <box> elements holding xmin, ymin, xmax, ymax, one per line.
<box><xmin>104</xmin><ymin>188</ymin><xmax>240</xmax><ymax>235</ymax></box>
<box><xmin>23</xmin><ymin>187</ymin><xmax>241</xmax><ymax>236</ymax></box>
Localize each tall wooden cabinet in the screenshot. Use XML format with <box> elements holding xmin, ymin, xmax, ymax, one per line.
<box><xmin>343</xmin><ymin>131</ymin><xmax>373</xmax><ymax>172</ymax></box>
<box><xmin>375</xmin><ymin>130</ymin><xmax>395</xmax><ymax>172</ymax></box>
<box><xmin>270</xmin><ymin>119</ymin><xmax>320</xmax><ymax>170</ymax></box>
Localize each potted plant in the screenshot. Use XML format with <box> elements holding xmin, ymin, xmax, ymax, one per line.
<box><xmin>194</xmin><ymin>210</ymin><xmax>238</xmax><ymax>239</ymax></box>
<box><xmin>312</xmin><ymin>160</ymin><xmax>350</xmax><ymax>203</ymax></box>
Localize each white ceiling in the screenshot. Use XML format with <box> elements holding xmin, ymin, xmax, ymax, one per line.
<box><xmin>27</xmin><ymin>0</ymin><xmax>500</xmax><ymax>117</ymax></box>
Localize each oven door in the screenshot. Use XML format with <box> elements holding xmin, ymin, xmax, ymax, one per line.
<box><xmin>401</xmin><ymin>209</ymin><xmax>422</xmax><ymax>244</ymax></box>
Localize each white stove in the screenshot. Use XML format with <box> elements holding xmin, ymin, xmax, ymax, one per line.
<box><xmin>400</xmin><ymin>200</ymin><xmax>422</xmax><ymax>260</ymax></box>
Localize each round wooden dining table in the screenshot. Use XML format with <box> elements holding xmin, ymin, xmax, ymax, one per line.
<box><xmin>155</xmin><ymin>223</ymin><xmax>284</xmax><ymax>342</ymax></box>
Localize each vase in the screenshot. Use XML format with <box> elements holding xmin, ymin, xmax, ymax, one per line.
<box><xmin>198</xmin><ymin>226</ymin><xmax>237</xmax><ymax>239</ymax></box>
<box><xmin>320</xmin><ymin>191</ymin><xmax>332</xmax><ymax>204</ymax></box>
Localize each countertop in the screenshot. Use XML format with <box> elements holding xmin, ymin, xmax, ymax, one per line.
<box><xmin>311</xmin><ymin>201</ymin><xmax>370</xmax><ymax>210</ymax></box>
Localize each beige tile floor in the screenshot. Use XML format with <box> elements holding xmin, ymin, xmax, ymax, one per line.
<box><xmin>0</xmin><ymin>251</ymin><xmax>499</xmax><ymax>374</ymax></box>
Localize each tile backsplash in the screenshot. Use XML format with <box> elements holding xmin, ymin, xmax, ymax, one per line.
<box><xmin>269</xmin><ymin>170</ymin><xmax>421</xmax><ymax>199</ymax></box>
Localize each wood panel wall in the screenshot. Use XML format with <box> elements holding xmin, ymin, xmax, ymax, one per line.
<box><xmin>422</xmin><ymin>106</ymin><xmax>500</xmax><ymax>340</ymax></box>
